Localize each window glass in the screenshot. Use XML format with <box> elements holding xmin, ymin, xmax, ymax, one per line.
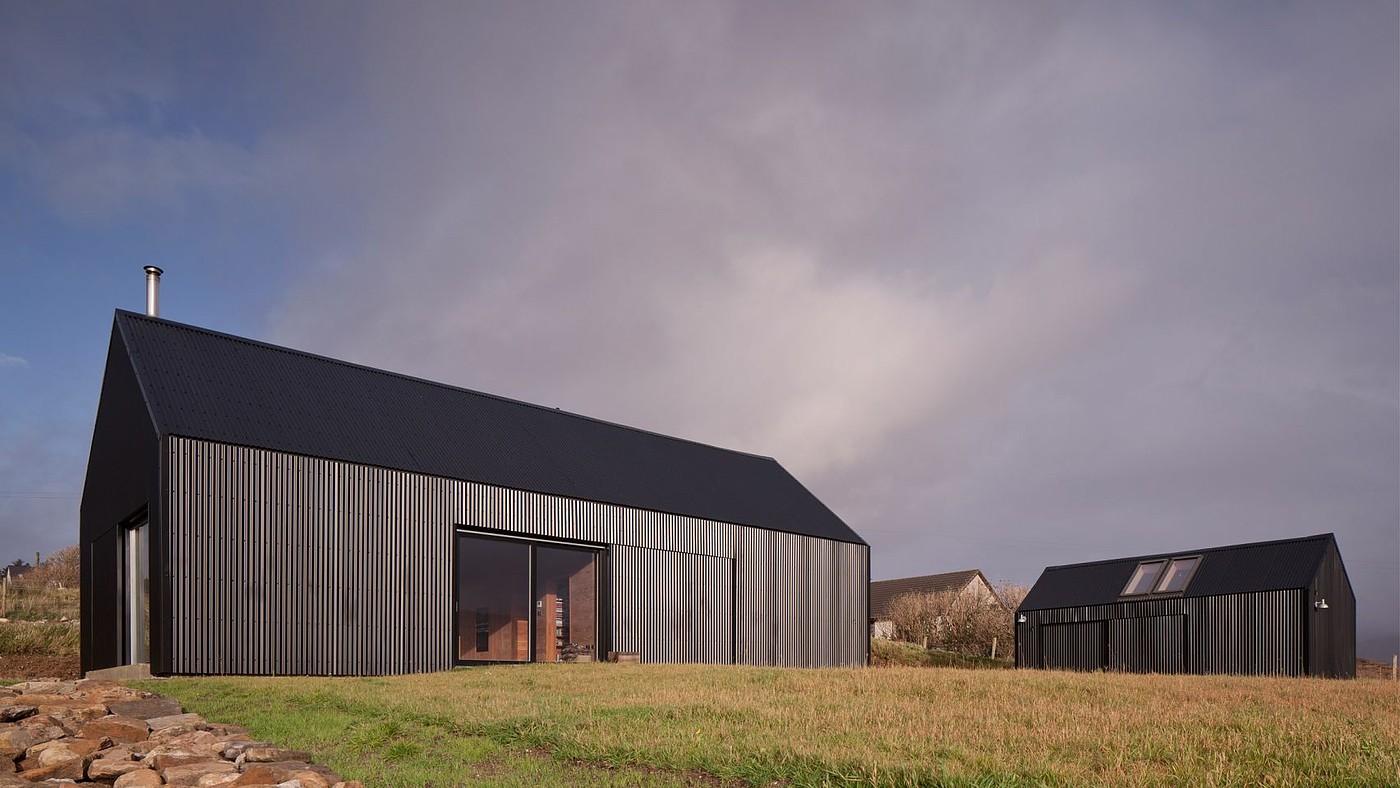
<box><xmin>456</xmin><ymin>536</ymin><xmax>530</xmax><ymax>662</ymax></box>
<box><xmin>1154</xmin><ymin>557</ymin><xmax>1200</xmax><ymax>593</ymax></box>
<box><xmin>534</xmin><ymin>546</ymin><xmax>598</xmax><ymax>663</ymax></box>
<box><xmin>1122</xmin><ymin>561</ymin><xmax>1165</xmax><ymax>595</ymax></box>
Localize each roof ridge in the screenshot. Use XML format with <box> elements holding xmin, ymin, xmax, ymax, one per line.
<box><xmin>872</xmin><ymin>569</ymin><xmax>980</xmax><ymax>584</ymax></box>
<box><xmin>115</xmin><ymin>310</ymin><xmax>781</xmax><ymax>464</ymax></box>
<box><xmin>1039</xmin><ymin>533</ymin><xmax>1335</xmax><ymax>572</ymax></box>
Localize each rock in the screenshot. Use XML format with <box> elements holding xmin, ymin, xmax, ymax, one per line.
<box><xmin>88</xmin><ymin>758</ymin><xmax>151</xmax><ymax>781</ymax></box>
<box><xmin>72</xmin><ymin>678</ymin><xmax>125</xmax><ymax>695</ymax></box>
<box><xmin>8</xmin><ymin>697</ymin><xmax>87</xmax><ymax>711</ymax></box>
<box><xmin>8</xmin><ymin>683</ymin><xmax>75</xmax><ymax>697</ymax></box>
<box><xmin>231</xmin><ymin>772</ymin><xmax>299</xmax><ymax>788</ymax></box>
<box><xmin>23</xmin><ymin>739</ymin><xmax>102</xmax><ymax>762</ymax></box>
<box><xmin>91</xmin><ymin>747</ymin><xmax>135</xmax><ymax>763</ymax></box>
<box><xmin>113</xmin><ymin>769</ymin><xmax>164</xmax><ymax>787</ymax></box>
<box><xmin>16</xmin><ymin>717</ymin><xmax>66</xmax><ymax>747</ymax></box>
<box><xmin>148</xmin><ymin>725</ymin><xmax>200</xmax><ymax>744</ymax></box>
<box><xmin>146</xmin><ymin>714</ymin><xmax>205</xmax><ymax>733</ymax></box>
<box><xmin>142</xmin><ymin>743</ymin><xmax>218</xmax><ymax>771</ymax></box>
<box><xmin>161</xmin><ymin>761</ymin><xmax>237</xmax><ymax>787</ymax></box>
<box><xmin>0</xmin><ymin>685</ymin><xmax>347</xmax><ymax>788</ymax></box>
<box><xmin>108</xmin><ymin>699</ymin><xmax>183</xmax><ymax>722</ymax></box>
<box><xmin>331</xmin><ymin>782</ymin><xmax>365</xmax><ymax>788</ymax></box>
<box><xmin>15</xmin><ymin>747</ymin><xmax>83</xmax><ymax>781</ymax></box>
<box><xmin>241</xmin><ymin>749</ymin><xmax>313</xmax><ymax>765</ymax></box>
<box><xmin>19</xmin><ymin>741</ymin><xmax>85</xmax><ymax>774</ymax></box>
<box><xmin>217</xmin><ymin>741</ymin><xmax>271</xmax><ymax>761</ymax></box>
<box><xmin>46</xmin><ymin>703</ymin><xmax>112</xmax><ymax>733</ymax></box>
<box><xmin>82</xmin><ymin>716</ymin><xmax>151</xmax><ymax>743</ymax></box>
<box><xmin>0</xmin><ymin>707</ymin><xmax>36</xmax><ymax>724</ymax></box>
<box><xmin>0</xmin><ymin>728</ymin><xmax>36</xmax><ymax>762</ymax></box>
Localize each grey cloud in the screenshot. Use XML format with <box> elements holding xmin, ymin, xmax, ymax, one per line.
<box><xmin>263</xmin><ymin>3</ymin><xmax>1396</xmax><ymax>655</ymax></box>
<box><xmin>3</xmin><ymin>2</ymin><xmax>1393</xmax><ymax>656</ymax></box>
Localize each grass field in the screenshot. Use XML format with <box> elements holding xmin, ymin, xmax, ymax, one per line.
<box><xmin>133</xmin><ymin>662</ymin><xmax>1400</xmax><ymax>788</ymax></box>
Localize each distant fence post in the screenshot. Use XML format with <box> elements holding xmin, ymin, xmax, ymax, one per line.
<box><xmin>1392</xmin><ymin>655</ymin><xmax>1397</xmax><ymax>682</ymax></box>
<box><xmin>991</xmin><ymin>637</ymin><xmax>998</xmax><ymax>660</ymax></box>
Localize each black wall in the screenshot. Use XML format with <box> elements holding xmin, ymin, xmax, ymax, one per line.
<box><xmin>80</xmin><ymin>326</ymin><xmax>161</xmax><ymax>674</ymax></box>
<box><xmin>1016</xmin><ymin>588</ymin><xmax>1328</xmax><ymax>677</ymax></box>
<box><xmin>1308</xmin><ymin>544</ymin><xmax>1356</xmax><ymax>678</ymax></box>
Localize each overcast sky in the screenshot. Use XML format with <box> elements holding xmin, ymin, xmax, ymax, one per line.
<box><xmin>1</xmin><ymin>2</ymin><xmax>1396</xmax><ymax>659</ymax></box>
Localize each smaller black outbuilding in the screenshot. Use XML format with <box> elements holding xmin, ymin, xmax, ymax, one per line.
<box><xmin>1015</xmin><ymin>533</ymin><xmax>1354</xmax><ymax>678</ymax></box>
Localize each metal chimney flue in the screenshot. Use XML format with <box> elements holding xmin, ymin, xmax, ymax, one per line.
<box><xmin>144</xmin><ymin>266</ymin><xmax>164</xmax><ymax>317</ymax></box>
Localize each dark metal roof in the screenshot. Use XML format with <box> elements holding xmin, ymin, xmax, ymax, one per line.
<box><xmin>1018</xmin><ymin>533</ymin><xmax>1337</xmax><ymax>611</ymax></box>
<box><xmin>111</xmin><ymin>311</ymin><xmax>865</xmax><ymax>545</ymax></box>
<box><xmin>870</xmin><ymin>569</ymin><xmax>990</xmax><ymax>619</ymax></box>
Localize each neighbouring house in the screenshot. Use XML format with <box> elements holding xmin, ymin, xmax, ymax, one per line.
<box><xmin>869</xmin><ymin>569</ymin><xmax>1000</xmax><ymax>639</ymax></box>
<box><xmin>1015</xmin><ymin>533</ymin><xmax>1355</xmax><ymax>678</ymax></box>
<box><xmin>80</xmin><ymin>275</ymin><xmax>869</xmax><ymax>676</ymax></box>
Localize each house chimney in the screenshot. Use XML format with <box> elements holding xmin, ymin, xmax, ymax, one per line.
<box><xmin>144</xmin><ymin>266</ymin><xmax>164</xmax><ymax>317</ymax></box>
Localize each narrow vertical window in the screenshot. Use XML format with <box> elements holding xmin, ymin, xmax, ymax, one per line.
<box><xmin>123</xmin><ymin>521</ymin><xmax>149</xmax><ymax>664</ymax></box>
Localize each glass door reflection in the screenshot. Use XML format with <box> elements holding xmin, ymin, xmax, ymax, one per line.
<box><xmin>456</xmin><ymin>535</ymin><xmax>530</xmax><ymax>662</ymax></box>
<box><xmin>534</xmin><ymin>546</ymin><xmax>597</xmax><ymax>663</ymax></box>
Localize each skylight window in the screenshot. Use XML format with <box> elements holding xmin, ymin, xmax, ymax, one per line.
<box><xmin>1122</xmin><ymin>560</ymin><xmax>1166</xmax><ymax>595</ymax></box>
<box><xmin>1153</xmin><ymin>556</ymin><xmax>1201</xmax><ymax>594</ymax></box>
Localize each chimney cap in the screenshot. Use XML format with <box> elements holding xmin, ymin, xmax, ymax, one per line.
<box><xmin>144</xmin><ymin>265</ymin><xmax>164</xmax><ymax>276</ymax></box>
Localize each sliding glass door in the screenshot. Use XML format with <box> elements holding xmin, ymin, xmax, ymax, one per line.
<box><xmin>456</xmin><ymin>536</ymin><xmax>530</xmax><ymax>662</ymax></box>
<box><xmin>534</xmin><ymin>546</ymin><xmax>598</xmax><ymax>663</ymax></box>
<box><xmin>456</xmin><ymin>533</ymin><xmax>599</xmax><ymax>664</ymax></box>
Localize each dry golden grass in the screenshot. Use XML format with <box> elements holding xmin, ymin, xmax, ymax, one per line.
<box><xmin>139</xmin><ymin>663</ymin><xmax>1400</xmax><ymax>787</ymax></box>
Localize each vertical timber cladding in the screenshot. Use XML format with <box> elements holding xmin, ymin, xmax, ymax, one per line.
<box><xmin>166</xmin><ymin>438</ymin><xmax>456</xmax><ymax>675</ymax></box>
<box><xmin>466</xmin><ymin>479</ymin><xmax>869</xmax><ymax>667</ymax></box>
<box><xmin>610</xmin><ymin>546</ymin><xmax>733</xmax><ymax>663</ymax></box>
<box><xmin>167</xmin><ymin>437</ymin><xmax>869</xmax><ymax>674</ymax></box>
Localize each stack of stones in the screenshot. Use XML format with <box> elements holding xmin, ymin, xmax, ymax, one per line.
<box><xmin>0</xmin><ymin>680</ymin><xmax>362</xmax><ymax>787</ymax></box>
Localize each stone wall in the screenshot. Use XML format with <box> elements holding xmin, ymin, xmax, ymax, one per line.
<box><xmin>0</xmin><ymin>679</ymin><xmax>361</xmax><ymax>787</ymax></box>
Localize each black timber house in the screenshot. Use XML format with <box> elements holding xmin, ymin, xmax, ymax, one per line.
<box><xmin>81</xmin><ymin>310</ymin><xmax>870</xmax><ymax>676</ymax></box>
<box><xmin>1015</xmin><ymin>534</ymin><xmax>1355</xmax><ymax>677</ymax></box>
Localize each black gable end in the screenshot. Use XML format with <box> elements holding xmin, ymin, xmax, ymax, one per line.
<box><xmin>80</xmin><ymin>321</ymin><xmax>162</xmax><ymax>673</ymax></box>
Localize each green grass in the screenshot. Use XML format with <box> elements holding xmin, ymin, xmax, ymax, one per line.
<box><xmin>0</xmin><ymin>622</ymin><xmax>80</xmax><ymax>656</ymax></box>
<box><xmin>132</xmin><ymin>663</ymin><xmax>1400</xmax><ymax>787</ymax></box>
<box><xmin>0</xmin><ymin>585</ymin><xmax>79</xmax><ymax>622</ymax></box>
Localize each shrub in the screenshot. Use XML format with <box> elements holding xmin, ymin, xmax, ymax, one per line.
<box><xmin>886</xmin><ymin>582</ymin><xmax>1028</xmax><ymax>657</ymax></box>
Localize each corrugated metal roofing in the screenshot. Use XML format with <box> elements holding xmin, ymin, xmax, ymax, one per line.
<box><xmin>1018</xmin><ymin>534</ymin><xmax>1336</xmax><ymax>611</ymax></box>
<box><xmin>869</xmin><ymin>569</ymin><xmax>987</xmax><ymax>619</ymax></box>
<box><xmin>112</xmin><ymin>310</ymin><xmax>865</xmax><ymax>545</ymax></box>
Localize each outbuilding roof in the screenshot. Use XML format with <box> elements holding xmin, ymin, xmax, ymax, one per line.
<box><xmin>869</xmin><ymin>569</ymin><xmax>991</xmax><ymax>619</ymax></box>
<box><xmin>1018</xmin><ymin>533</ymin><xmax>1337</xmax><ymax>611</ymax></box>
<box><xmin>111</xmin><ymin>310</ymin><xmax>865</xmax><ymax>545</ymax></box>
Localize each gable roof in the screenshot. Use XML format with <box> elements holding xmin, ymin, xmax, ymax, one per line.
<box><xmin>1018</xmin><ymin>533</ymin><xmax>1337</xmax><ymax>612</ymax></box>
<box><xmin>870</xmin><ymin>569</ymin><xmax>988</xmax><ymax>619</ymax></box>
<box><xmin>111</xmin><ymin>310</ymin><xmax>864</xmax><ymax>545</ymax></box>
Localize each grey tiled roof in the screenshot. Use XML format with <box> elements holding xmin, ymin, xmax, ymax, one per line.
<box><xmin>870</xmin><ymin>569</ymin><xmax>988</xmax><ymax>619</ymax></box>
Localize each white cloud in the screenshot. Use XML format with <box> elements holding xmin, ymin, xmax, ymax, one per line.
<box><xmin>0</xmin><ymin>354</ymin><xmax>29</xmax><ymax>368</ymax></box>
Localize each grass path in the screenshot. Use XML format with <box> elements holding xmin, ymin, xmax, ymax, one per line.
<box><xmin>134</xmin><ymin>663</ymin><xmax>1400</xmax><ymax>787</ymax></box>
